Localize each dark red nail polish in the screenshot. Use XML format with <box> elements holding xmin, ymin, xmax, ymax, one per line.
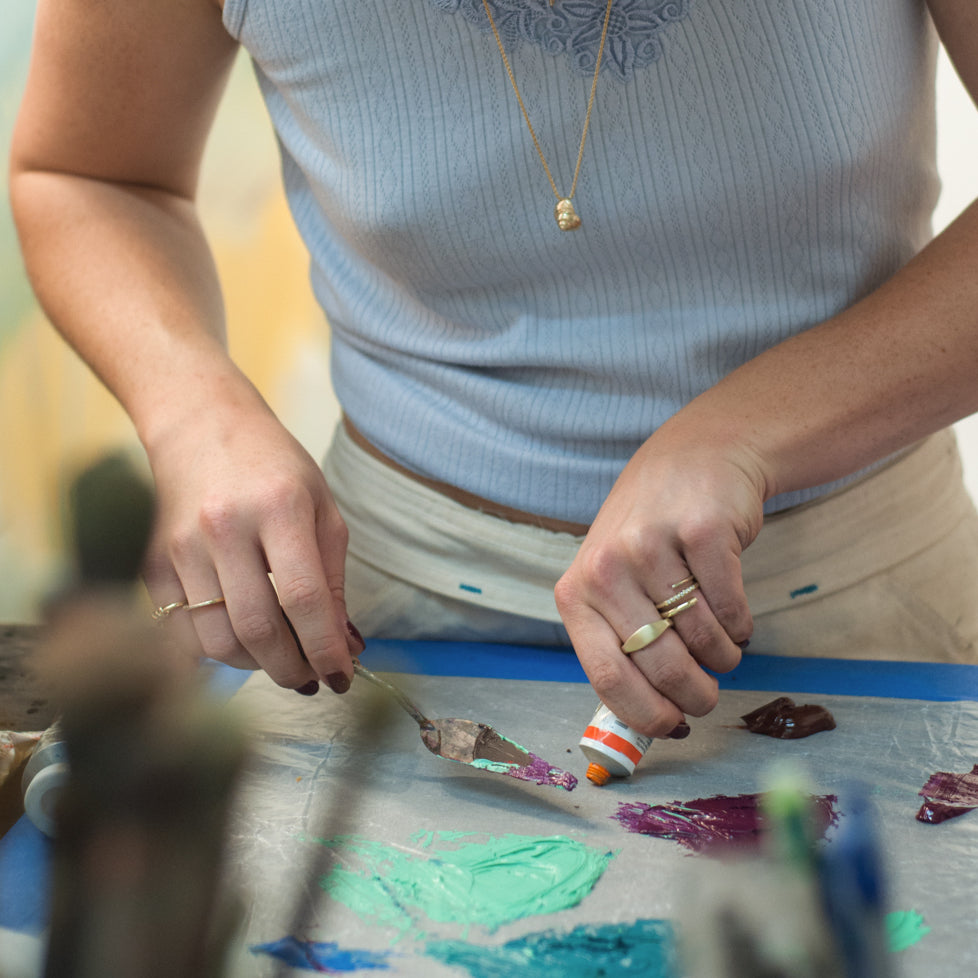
<box><xmin>295</xmin><ymin>680</ymin><xmax>320</xmax><ymax>696</ymax></box>
<box><xmin>346</xmin><ymin>619</ymin><xmax>366</xmax><ymax>652</ymax></box>
<box><xmin>326</xmin><ymin>671</ymin><xmax>351</xmax><ymax>694</ymax></box>
<box><xmin>738</xmin><ymin>640</ymin><xmax>751</xmax><ymax>650</ymax></box>
<box><xmin>667</xmin><ymin>722</ymin><xmax>691</xmax><ymax>740</ymax></box>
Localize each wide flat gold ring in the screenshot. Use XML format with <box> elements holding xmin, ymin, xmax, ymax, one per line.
<box><xmin>621</xmin><ymin>619</ymin><xmax>674</xmax><ymax>654</ymax></box>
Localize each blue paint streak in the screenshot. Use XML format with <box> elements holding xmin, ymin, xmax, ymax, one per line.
<box><xmin>458</xmin><ymin>583</ymin><xmax>483</xmax><ymax>594</ymax></box>
<box><xmin>250</xmin><ymin>937</ymin><xmax>395</xmax><ymax>972</ymax></box>
<box><xmin>426</xmin><ymin>919</ymin><xmax>678</xmax><ymax>978</ymax></box>
<box><xmin>789</xmin><ymin>583</ymin><xmax>819</xmax><ymax>599</ymax></box>
<box><xmin>359</xmin><ymin>640</ymin><xmax>978</xmax><ymax>703</ymax></box>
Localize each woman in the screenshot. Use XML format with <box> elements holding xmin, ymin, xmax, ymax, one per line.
<box><xmin>10</xmin><ymin>0</ymin><xmax>978</xmax><ymax>738</ymax></box>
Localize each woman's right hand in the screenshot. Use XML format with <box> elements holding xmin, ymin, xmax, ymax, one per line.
<box><xmin>142</xmin><ymin>388</ymin><xmax>363</xmax><ymax>694</ymax></box>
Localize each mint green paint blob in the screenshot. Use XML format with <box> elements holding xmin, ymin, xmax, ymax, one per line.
<box><xmin>316</xmin><ymin>833</ymin><xmax>614</xmax><ymax>937</ymax></box>
<box><xmin>885</xmin><ymin>909</ymin><xmax>930</xmax><ymax>952</ymax></box>
<box><xmin>410</xmin><ymin>829</ymin><xmax>470</xmax><ymax>848</ymax></box>
<box><xmin>426</xmin><ymin>919</ymin><xmax>678</xmax><ymax>978</ymax></box>
<box><xmin>470</xmin><ymin>758</ymin><xmax>518</xmax><ymax>774</ymax></box>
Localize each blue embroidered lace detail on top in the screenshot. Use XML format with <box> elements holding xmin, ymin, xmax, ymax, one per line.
<box><xmin>430</xmin><ymin>0</ymin><xmax>690</xmax><ymax>80</ymax></box>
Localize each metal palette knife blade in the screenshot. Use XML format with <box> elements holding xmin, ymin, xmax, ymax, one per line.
<box><xmin>353</xmin><ymin>662</ymin><xmax>577</xmax><ymax>790</ymax></box>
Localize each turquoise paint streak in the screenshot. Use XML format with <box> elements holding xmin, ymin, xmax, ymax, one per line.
<box><xmin>885</xmin><ymin>910</ymin><xmax>930</xmax><ymax>952</ymax></box>
<box><xmin>426</xmin><ymin>919</ymin><xmax>679</xmax><ymax>978</ymax></box>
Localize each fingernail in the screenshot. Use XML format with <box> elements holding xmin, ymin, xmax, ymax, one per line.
<box><xmin>738</xmin><ymin>640</ymin><xmax>751</xmax><ymax>650</ymax></box>
<box><xmin>667</xmin><ymin>722</ymin><xmax>691</xmax><ymax>740</ymax></box>
<box><xmin>294</xmin><ymin>680</ymin><xmax>320</xmax><ymax>696</ymax></box>
<box><xmin>326</xmin><ymin>671</ymin><xmax>351</xmax><ymax>694</ymax></box>
<box><xmin>346</xmin><ymin>619</ymin><xmax>366</xmax><ymax>652</ymax></box>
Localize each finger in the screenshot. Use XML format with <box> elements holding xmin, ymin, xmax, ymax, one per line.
<box><xmin>677</xmin><ymin>528</ymin><xmax>754</xmax><ymax>654</ymax></box>
<box><xmin>143</xmin><ymin>542</ymin><xmax>207</xmax><ymax>656</ymax></box>
<box><xmin>313</xmin><ymin>493</ymin><xmax>364</xmax><ymax>661</ymax></box>
<box><xmin>626</xmin><ymin>625</ymin><xmax>720</xmax><ymax>719</ymax></box>
<box><xmin>180</xmin><ymin>508</ymin><xmax>318</xmax><ymax>688</ymax></box>
<box><xmin>650</xmin><ymin>571</ymin><xmax>743</xmax><ymax>675</ymax></box>
<box><xmin>146</xmin><ymin>567</ymin><xmax>263</xmax><ymax>672</ymax></box>
<box><xmin>263</xmin><ymin>500</ymin><xmax>353</xmax><ymax>691</ymax></box>
<box><xmin>559</xmin><ymin>561</ymin><xmax>721</xmax><ymax>720</ymax></box>
<box><xmin>563</xmin><ymin>604</ymin><xmax>687</xmax><ymax>738</ymax></box>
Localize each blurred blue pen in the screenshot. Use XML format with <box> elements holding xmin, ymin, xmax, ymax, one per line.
<box><xmin>817</xmin><ymin>783</ymin><xmax>892</xmax><ymax>978</ymax></box>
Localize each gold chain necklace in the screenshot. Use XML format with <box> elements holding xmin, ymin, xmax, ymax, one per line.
<box><xmin>481</xmin><ymin>0</ymin><xmax>615</xmax><ymax>231</ymax></box>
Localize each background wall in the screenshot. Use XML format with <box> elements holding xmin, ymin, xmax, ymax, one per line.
<box><xmin>1</xmin><ymin>10</ymin><xmax>976</xmax><ymax>621</ymax></box>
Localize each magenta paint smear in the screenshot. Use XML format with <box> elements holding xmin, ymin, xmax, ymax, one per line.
<box><xmin>740</xmin><ymin>696</ymin><xmax>836</xmax><ymax>739</ymax></box>
<box><xmin>916</xmin><ymin>763</ymin><xmax>978</xmax><ymax>824</ymax></box>
<box><xmin>613</xmin><ymin>793</ymin><xmax>839</xmax><ymax>854</ymax></box>
<box><xmin>503</xmin><ymin>752</ymin><xmax>578</xmax><ymax>790</ymax></box>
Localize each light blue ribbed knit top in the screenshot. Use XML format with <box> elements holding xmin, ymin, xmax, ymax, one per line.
<box><xmin>222</xmin><ymin>0</ymin><xmax>940</xmax><ymax>523</ymax></box>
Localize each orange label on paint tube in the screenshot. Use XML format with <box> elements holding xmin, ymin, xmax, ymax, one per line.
<box><xmin>581</xmin><ymin>725</ymin><xmax>644</xmax><ymax>765</ymax></box>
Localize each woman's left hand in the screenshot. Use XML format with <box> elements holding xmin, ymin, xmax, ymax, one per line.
<box><xmin>555</xmin><ymin>417</ymin><xmax>764</xmax><ymax>737</ymax></box>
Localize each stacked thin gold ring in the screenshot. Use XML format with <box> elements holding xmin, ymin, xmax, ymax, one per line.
<box><xmin>621</xmin><ymin>576</ymin><xmax>700</xmax><ymax>654</ymax></box>
<box><xmin>655</xmin><ymin>576</ymin><xmax>699</xmax><ymax>618</ymax></box>
<box><xmin>152</xmin><ymin>596</ymin><xmax>226</xmax><ymax>621</ymax></box>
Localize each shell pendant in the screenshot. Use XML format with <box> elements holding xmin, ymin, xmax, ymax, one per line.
<box><xmin>555</xmin><ymin>198</ymin><xmax>582</xmax><ymax>231</ymax></box>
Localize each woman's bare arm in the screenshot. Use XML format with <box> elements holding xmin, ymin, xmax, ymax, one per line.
<box><xmin>10</xmin><ymin>0</ymin><xmax>362</xmax><ymax>691</ymax></box>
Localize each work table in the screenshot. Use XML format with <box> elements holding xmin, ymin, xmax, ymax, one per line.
<box><xmin>0</xmin><ymin>624</ymin><xmax>53</xmax><ymax>732</ymax></box>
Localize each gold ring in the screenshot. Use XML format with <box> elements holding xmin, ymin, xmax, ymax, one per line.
<box><xmin>655</xmin><ymin>583</ymin><xmax>699</xmax><ymax>611</ymax></box>
<box><xmin>185</xmin><ymin>596</ymin><xmax>226</xmax><ymax>612</ymax></box>
<box><xmin>621</xmin><ymin>619</ymin><xmax>674</xmax><ymax>654</ymax></box>
<box><xmin>670</xmin><ymin>575</ymin><xmax>697</xmax><ymax>590</ymax></box>
<box><xmin>661</xmin><ymin>597</ymin><xmax>698</xmax><ymax>620</ymax></box>
<box><xmin>152</xmin><ymin>601</ymin><xmax>186</xmax><ymax>621</ymax></box>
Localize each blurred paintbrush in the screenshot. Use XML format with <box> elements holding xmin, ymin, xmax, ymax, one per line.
<box><xmin>38</xmin><ymin>452</ymin><xmax>247</xmax><ymax>978</ymax></box>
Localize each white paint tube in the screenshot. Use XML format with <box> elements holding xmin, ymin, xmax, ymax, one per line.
<box><xmin>578</xmin><ymin>703</ymin><xmax>654</xmax><ymax>785</ymax></box>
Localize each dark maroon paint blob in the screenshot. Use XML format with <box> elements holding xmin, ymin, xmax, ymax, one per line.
<box><xmin>613</xmin><ymin>792</ymin><xmax>839</xmax><ymax>854</ymax></box>
<box><xmin>740</xmin><ymin>697</ymin><xmax>836</xmax><ymax>739</ymax></box>
<box><xmin>916</xmin><ymin>763</ymin><xmax>978</xmax><ymax>824</ymax></box>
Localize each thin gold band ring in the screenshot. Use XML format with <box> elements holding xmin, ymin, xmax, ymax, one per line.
<box><xmin>660</xmin><ymin>597</ymin><xmax>698</xmax><ymax>620</ymax></box>
<box><xmin>152</xmin><ymin>596</ymin><xmax>226</xmax><ymax>621</ymax></box>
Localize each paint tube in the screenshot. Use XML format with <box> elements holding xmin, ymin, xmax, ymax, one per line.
<box><xmin>578</xmin><ymin>703</ymin><xmax>653</xmax><ymax>785</ymax></box>
<box><xmin>21</xmin><ymin>719</ymin><xmax>69</xmax><ymax>837</ymax></box>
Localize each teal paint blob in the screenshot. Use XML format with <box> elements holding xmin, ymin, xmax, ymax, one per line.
<box><xmin>426</xmin><ymin>919</ymin><xmax>679</xmax><ymax>978</ymax></box>
<box><xmin>885</xmin><ymin>910</ymin><xmax>930</xmax><ymax>952</ymax></box>
<box><xmin>315</xmin><ymin>832</ymin><xmax>614</xmax><ymax>937</ymax></box>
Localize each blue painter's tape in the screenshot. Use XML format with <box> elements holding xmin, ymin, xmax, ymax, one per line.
<box><xmin>789</xmin><ymin>583</ymin><xmax>819</xmax><ymax>599</ymax></box>
<box><xmin>361</xmin><ymin>639</ymin><xmax>978</xmax><ymax>703</ymax></box>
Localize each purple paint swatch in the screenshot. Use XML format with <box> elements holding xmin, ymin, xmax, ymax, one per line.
<box><xmin>506</xmin><ymin>753</ymin><xmax>579</xmax><ymax>791</ymax></box>
<box><xmin>613</xmin><ymin>793</ymin><xmax>839</xmax><ymax>854</ymax></box>
<box><xmin>740</xmin><ymin>696</ymin><xmax>836</xmax><ymax>739</ymax></box>
<box><xmin>916</xmin><ymin>763</ymin><xmax>978</xmax><ymax>824</ymax></box>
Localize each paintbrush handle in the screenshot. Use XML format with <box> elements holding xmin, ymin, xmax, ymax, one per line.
<box><xmin>353</xmin><ymin>662</ymin><xmax>431</xmax><ymax>728</ymax></box>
